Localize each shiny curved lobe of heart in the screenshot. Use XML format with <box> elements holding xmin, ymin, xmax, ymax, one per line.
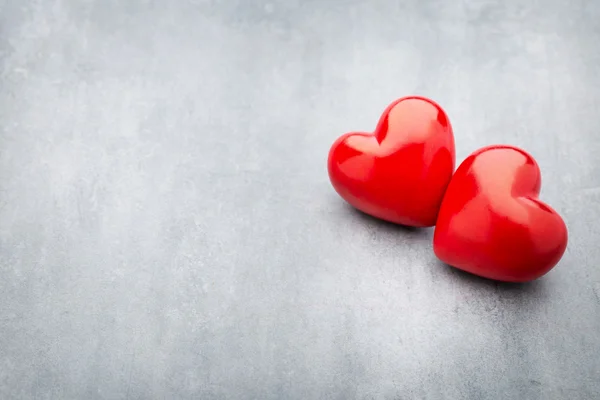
<box><xmin>333</xmin><ymin>134</ymin><xmax>378</xmax><ymax>182</ymax></box>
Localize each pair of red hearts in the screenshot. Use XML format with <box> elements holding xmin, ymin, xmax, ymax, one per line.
<box><xmin>327</xmin><ymin>96</ymin><xmax>568</xmax><ymax>283</ymax></box>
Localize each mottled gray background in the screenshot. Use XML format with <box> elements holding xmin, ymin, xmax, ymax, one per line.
<box><xmin>1</xmin><ymin>0</ymin><xmax>599</xmax><ymax>399</ymax></box>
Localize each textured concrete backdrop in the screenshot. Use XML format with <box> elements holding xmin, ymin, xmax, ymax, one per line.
<box><xmin>1</xmin><ymin>0</ymin><xmax>599</xmax><ymax>399</ymax></box>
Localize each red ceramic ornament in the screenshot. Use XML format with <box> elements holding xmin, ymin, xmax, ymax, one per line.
<box><xmin>327</xmin><ymin>96</ymin><xmax>455</xmax><ymax>227</ymax></box>
<box><xmin>433</xmin><ymin>145</ymin><xmax>568</xmax><ymax>282</ymax></box>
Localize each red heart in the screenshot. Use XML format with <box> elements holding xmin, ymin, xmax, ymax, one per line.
<box><xmin>433</xmin><ymin>145</ymin><xmax>568</xmax><ymax>282</ymax></box>
<box><xmin>327</xmin><ymin>96</ymin><xmax>455</xmax><ymax>227</ymax></box>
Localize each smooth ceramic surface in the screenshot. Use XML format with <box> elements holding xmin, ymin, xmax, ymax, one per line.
<box><xmin>1</xmin><ymin>0</ymin><xmax>599</xmax><ymax>399</ymax></box>
<box><xmin>434</xmin><ymin>145</ymin><xmax>568</xmax><ymax>282</ymax></box>
<box><xmin>328</xmin><ymin>96</ymin><xmax>455</xmax><ymax>227</ymax></box>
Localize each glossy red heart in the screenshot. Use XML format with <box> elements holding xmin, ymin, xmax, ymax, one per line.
<box><xmin>327</xmin><ymin>96</ymin><xmax>455</xmax><ymax>227</ymax></box>
<box><xmin>433</xmin><ymin>145</ymin><xmax>568</xmax><ymax>282</ymax></box>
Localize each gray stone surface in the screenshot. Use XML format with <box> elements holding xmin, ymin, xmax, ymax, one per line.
<box><xmin>1</xmin><ymin>0</ymin><xmax>599</xmax><ymax>399</ymax></box>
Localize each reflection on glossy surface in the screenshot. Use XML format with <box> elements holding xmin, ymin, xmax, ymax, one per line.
<box><xmin>433</xmin><ymin>145</ymin><xmax>568</xmax><ymax>282</ymax></box>
<box><xmin>327</xmin><ymin>96</ymin><xmax>455</xmax><ymax>227</ymax></box>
